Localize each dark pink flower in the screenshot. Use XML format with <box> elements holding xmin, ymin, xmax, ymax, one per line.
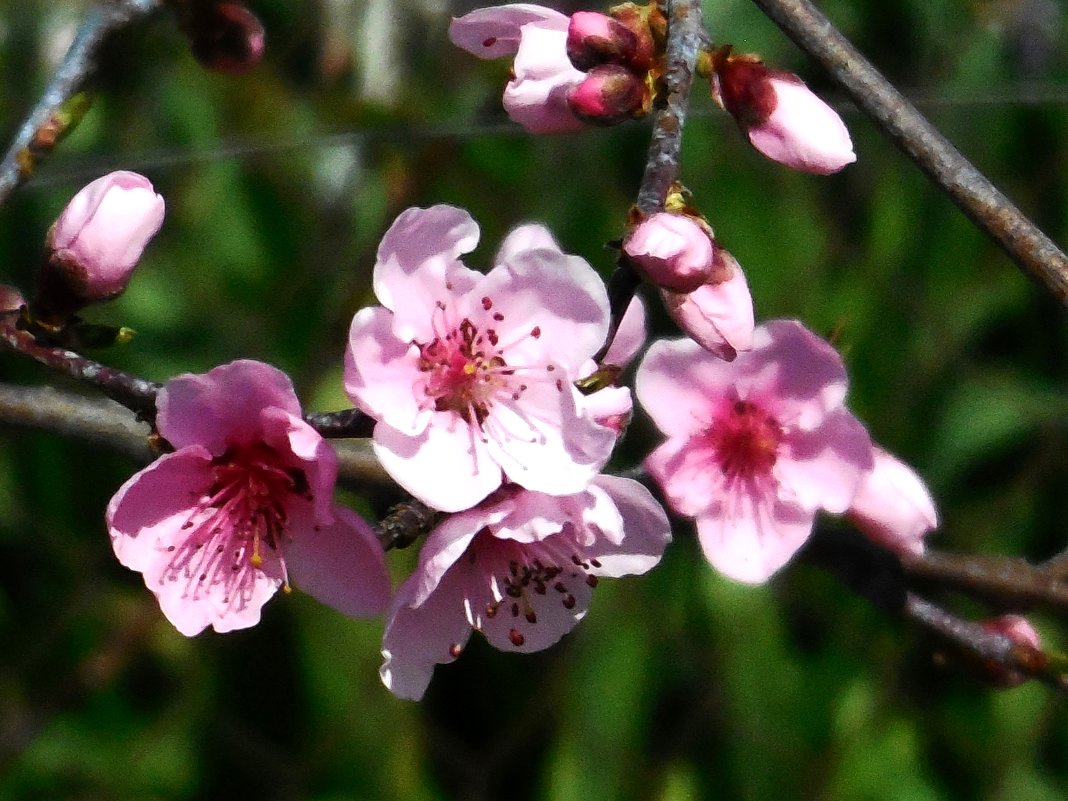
<box><xmin>107</xmin><ymin>360</ymin><xmax>390</xmax><ymax>635</ymax></box>
<box><xmin>345</xmin><ymin>206</ymin><xmax>617</xmax><ymax>512</ymax></box>
<box><xmin>716</xmin><ymin>57</ymin><xmax>855</xmax><ymax>175</ymax></box>
<box><xmin>380</xmin><ymin>476</ymin><xmax>671</xmax><ymax>699</ymax></box>
<box><xmin>848</xmin><ymin>447</ymin><xmax>938</xmax><ymax>557</ymax></box>
<box><xmin>450</xmin><ymin>4</ymin><xmax>586</xmax><ymax>133</ymax></box>
<box><xmin>636</xmin><ymin>320</ymin><xmax>873</xmax><ymax>583</ymax></box>
<box><xmin>43</xmin><ymin>171</ymin><xmax>164</xmax><ymax>309</ymax></box>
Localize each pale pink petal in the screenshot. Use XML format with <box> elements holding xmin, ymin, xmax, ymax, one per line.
<box><xmin>155</xmin><ymin>556</ymin><xmax>283</xmax><ymax>636</ymax></box>
<box><xmin>579</xmin><ymin>385</ymin><xmax>632</xmax><ymax>435</ymax></box>
<box><xmin>372</xmin><ymin>205</ymin><xmax>481</xmax><ymax>341</ymax></box>
<box><xmin>372</xmin><ymin>416</ymin><xmax>503</xmax><ymax>512</ymax></box>
<box><xmin>624</xmin><ymin>213</ymin><xmax>714</xmax><ymax>292</ymax></box>
<box><xmin>106</xmin><ymin>447</ymin><xmax>214</xmax><ymax>573</ymax></box>
<box><xmin>285</xmin><ymin>505</ymin><xmax>390</xmax><ymax>617</ymax></box>
<box><xmin>158</xmin><ymin>359</ymin><xmax>301</xmax><ymax>453</ymax></box>
<box><xmin>344</xmin><ymin>306</ymin><xmax>427</xmax><ymax>436</ymax></box>
<box><xmin>409</xmin><ymin>504</ymin><xmax>506</xmax><ymax>607</ymax></box>
<box><xmin>477</xmin><ymin>247</ymin><xmax>610</xmax><ymax>372</ymax></box>
<box><xmin>381</xmin><ymin>560</ymin><xmax>476</xmax><ymax>700</ymax></box>
<box><xmin>776</xmin><ymin>409</ymin><xmax>873</xmax><ymax>514</ymax></box>
<box><xmin>848</xmin><ymin>448</ymin><xmax>938</xmax><ymax>557</ymax></box>
<box><xmin>695</xmin><ymin>492</ymin><xmax>813</xmax><ymax>583</ymax></box>
<box><xmin>449</xmin><ymin>4</ymin><xmax>569</xmax><ymax>58</ymax></box>
<box><xmin>503</xmin><ymin>25</ymin><xmax>586</xmax><ymax>133</ymax></box>
<box><xmin>494</xmin><ymin>223</ymin><xmax>563</xmax><ymax>264</ymax></box>
<box><xmin>749</xmin><ymin>320</ymin><xmax>849</xmax><ymax>428</ymax></box>
<box><xmin>644</xmin><ymin>436</ymin><xmax>717</xmax><ymax>518</ymax></box>
<box><xmin>636</xmin><ymin>338</ymin><xmax>732</xmax><ymax>438</ymax></box>
<box><xmin>589</xmin><ymin>475</ymin><xmax>671</xmax><ymax>574</ymax></box>
<box><xmin>258</xmin><ymin>407</ymin><xmax>339</xmax><ymax>524</ymax></box>
<box><xmin>486</xmin><ymin>379</ymin><xmax>615</xmax><ymax>496</ymax></box>
<box><xmin>602</xmin><ymin>295</ymin><xmax>647</xmax><ymax>367</ymax></box>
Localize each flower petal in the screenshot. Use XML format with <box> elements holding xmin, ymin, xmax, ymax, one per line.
<box><xmin>449</xmin><ymin>4</ymin><xmax>570</xmax><ymax>59</ymax></box>
<box><xmin>589</xmin><ymin>475</ymin><xmax>671</xmax><ymax>575</ymax></box>
<box><xmin>777</xmin><ymin>409</ymin><xmax>873</xmax><ymax>513</ymax></box>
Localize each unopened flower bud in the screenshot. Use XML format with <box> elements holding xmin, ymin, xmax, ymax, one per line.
<box><xmin>624</xmin><ymin>212</ymin><xmax>714</xmax><ymax>293</ymax></box>
<box><xmin>188</xmin><ymin>2</ymin><xmax>265</xmax><ymax>74</ymax></box>
<box><xmin>38</xmin><ymin>171</ymin><xmax>164</xmax><ymax>318</ymax></box>
<box><xmin>567</xmin><ymin>64</ymin><xmax>648</xmax><ymax>126</ymax></box>
<box><xmin>978</xmin><ymin>615</ymin><xmax>1042</xmax><ymax>688</ymax></box>
<box><xmin>848</xmin><ymin>448</ymin><xmax>938</xmax><ymax>557</ymax></box>
<box><xmin>660</xmin><ymin>248</ymin><xmax>754</xmax><ymax>360</ymax></box>
<box><xmin>566</xmin><ymin>12</ymin><xmax>641</xmax><ymax>71</ymax></box>
<box><xmin>716</xmin><ymin>56</ymin><xmax>855</xmax><ymax>175</ymax></box>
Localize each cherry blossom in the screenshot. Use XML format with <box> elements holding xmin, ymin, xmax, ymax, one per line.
<box><xmin>345</xmin><ymin>205</ymin><xmax>617</xmax><ymax>513</ymax></box>
<box><xmin>636</xmin><ymin>320</ymin><xmax>873</xmax><ymax>583</ymax></box>
<box><xmin>450</xmin><ymin>4</ymin><xmax>586</xmax><ymax>133</ymax></box>
<box><xmin>715</xmin><ymin>56</ymin><xmax>856</xmax><ymax>175</ymax></box>
<box><xmin>848</xmin><ymin>447</ymin><xmax>938</xmax><ymax>557</ymax></box>
<box><xmin>380</xmin><ymin>476</ymin><xmax>671</xmax><ymax>700</ymax></box>
<box><xmin>106</xmin><ymin>359</ymin><xmax>390</xmax><ymax>636</ymax></box>
<box><xmin>623</xmin><ymin>212</ymin><xmax>715</xmax><ymax>292</ymax></box>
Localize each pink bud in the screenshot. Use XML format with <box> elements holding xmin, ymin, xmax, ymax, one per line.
<box><xmin>566</xmin><ymin>12</ymin><xmax>641</xmax><ymax>71</ymax></box>
<box><xmin>717</xmin><ymin>57</ymin><xmax>855</xmax><ymax>175</ymax></box>
<box><xmin>624</xmin><ymin>213</ymin><xmax>714</xmax><ymax>292</ymax></box>
<box><xmin>567</xmin><ymin>64</ymin><xmax>648</xmax><ymax>126</ymax></box>
<box><xmin>848</xmin><ymin>448</ymin><xmax>938</xmax><ymax>557</ymax></box>
<box><xmin>660</xmin><ymin>248</ymin><xmax>754</xmax><ymax>360</ymax></box>
<box><xmin>40</xmin><ymin>171</ymin><xmax>164</xmax><ymax>314</ymax></box>
<box><xmin>979</xmin><ymin>615</ymin><xmax>1042</xmax><ymax>688</ymax></box>
<box><xmin>188</xmin><ymin>2</ymin><xmax>265</xmax><ymax>74</ymax></box>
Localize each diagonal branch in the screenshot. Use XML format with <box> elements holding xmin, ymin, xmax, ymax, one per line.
<box><xmin>0</xmin><ymin>0</ymin><xmax>164</xmax><ymax>207</ymax></box>
<box><xmin>748</xmin><ymin>0</ymin><xmax>1068</xmax><ymax>305</ymax></box>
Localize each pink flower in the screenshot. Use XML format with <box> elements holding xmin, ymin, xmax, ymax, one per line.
<box><xmin>636</xmin><ymin>320</ymin><xmax>873</xmax><ymax>583</ymax></box>
<box><xmin>380</xmin><ymin>476</ymin><xmax>671</xmax><ymax>699</ymax></box>
<box><xmin>624</xmin><ymin>212</ymin><xmax>715</xmax><ymax>292</ymax></box>
<box><xmin>450</xmin><ymin>4</ymin><xmax>586</xmax><ymax>133</ymax></box>
<box><xmin>106</xmin><ymin>360</ymin><xmax>390</xmax><ymax>636</ymax></box>
<box><xmin>345</xmin><ymin>205</ymin><xmax>617</xmax><ymax>513</ymax></box>
<box><xmin>566</xmin><ymin>64</ymin><xmax>649</xmax><ymax>126</ymax></box>
<box><xmin>848</xmin><ymin>447</ymin><xmax>938</xmax><ymax>557</ymax></box>
<box><xmin>566</xmin><ymin>11</ymin><xmax>643</xmax><ymax>71</ymax></box>
<box><xmin>45</xmin><ymin>171</ymin><xmax>165</xmax><ymax>304</ymax></box>
<box><xmin>660</xmin><ymin>247</ymin><xmax>754</xmax><ymax>359</ymax></box>
<box><xmin>716</xmin><ymin>57</ymin><xmax>855</xmax><ymax>175</ymax></box>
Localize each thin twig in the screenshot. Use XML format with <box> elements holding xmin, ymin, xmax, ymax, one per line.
<box><xmin>904</xmin><ymin>592</ymin><xmax>1068</xmax><ymax>689</ymax></box>
<box><xmin>747</xmin><ymin>0</ymin><xmax>1068</xmax><ymax>305</ymax></box>
<box><xmin>0</xmin><ymin>0</ymin><xmax>164</xmax><ymax>207</ymax></box>
<box><xmin>598</xmin><ymin>0</ymin><xmax>705</xmax><ymax>360</ymax></box>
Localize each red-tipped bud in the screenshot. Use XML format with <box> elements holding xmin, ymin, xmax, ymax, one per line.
<box><xmin>566</xmin><ymin>12</ymin><xmax>641</xmax><ymax>71</ymax></box>
<box><xmin>716</xmin><ymin>55</ymin><xmax>855</xmax><ymax>174</ymax></box>
<box><xmin>623</xmin><ymin>212</ymin><xmax>714</xmax><ymax>292</ymax></box>
<box><xmin>607</xmin><ymin>3</ymin><xmax>657</xmax><ymax>71</ymax></box>
<box><xmin>567</xmin><ymin>64</ymin><xmax>648</xmax><ymax>126</ymax></box>
<box><xmin>188</xmin><ymin>3</ymin><xmax>265</xmax><ymax>74</ymax></box>
<box><xmin>37</xmin><ymin>171</ymin><xmax>164</xmax><ymax>319</ymax></box>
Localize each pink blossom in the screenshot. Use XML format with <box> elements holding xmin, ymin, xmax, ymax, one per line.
<box><xmin>450</xmin><ymin>4</ymin><xmax>586</xmax><ymax>133</ymax></box>
<box><xmin>636</xmin><ymin>320</ymin><xmax>873</xmax><ymax>583</ymax></box>
<box><xmin>660</xmin><ymin>247</ymin><xmax>754</xmax><ymax>359</ymax></box>
<box><xmin>848</xmin><ymin>447</ymin><xmax>938</xmax><ymax>557</ymax></box>
<box><xmin>566</xmin><ymin>11</ymin><xmax>642</xmax><ymax>71</ymax></box>
<box><xmin>106</xmin><ymin>360</ymin><xmax>390</xmax><ymax>636</ymax></box>
<box><xmin>380</xmin><ymin>476</ymin><xmax>671</xmax><ymax>699</ymax></box>
<box><xmin>345</xmin><ymin>205</ymin><xmax>617</xmax><ymax>513</ymax></box>
<box><xmin>578</xmin><ymin>296</ymin><xmax>647</xmax><ymax>436</ymax></box>
<box><xmin>624</xmin><ymin>212</ymin><xmax>715</xmax><ymax>292</ymax></box>
<box><xmin>46</xmin><ymin>171</ymin><xmax>165</xmax><ymax>304</ymax></box>
<box><xmin>717</xmin><ymin>58</ymin><xmax>855</xmax><ymax>175</ymax></box>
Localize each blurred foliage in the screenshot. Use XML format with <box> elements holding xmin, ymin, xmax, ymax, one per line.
<box><xmin>1</xmin><ymin>0</ymin><xmax>1068</xmax><ymax>798</ymax></box>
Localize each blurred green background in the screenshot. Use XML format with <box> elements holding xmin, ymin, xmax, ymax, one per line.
<box><xmin>2</xmin><ymin>0</ymin><xmax>1068</xmax><ymax>798</ymax></box>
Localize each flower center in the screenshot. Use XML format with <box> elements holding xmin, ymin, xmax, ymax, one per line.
<box><xmin>707</xmin><ymin>399</ymin><xmax>783</xmax><ymax>481</ymax></box>
<box><xmin>162</xmin><ymin>442</ymin><xmax>309</xmax><ymax>606</ymax></box>
<box><xmin>418</xmin><ymin>313</ymin><xmax>512</xmax><ymax>425</ymax></box>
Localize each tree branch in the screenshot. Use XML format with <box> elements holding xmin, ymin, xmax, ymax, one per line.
<box><xmin>0</xmin><ymin>0</ymin><xmax>164</xmax><ymax>207</ymax></box>
<box><xmin>747</xmin><ymin>0</ymin><xmax>1068</xmax><ymax>305</ymax></box>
